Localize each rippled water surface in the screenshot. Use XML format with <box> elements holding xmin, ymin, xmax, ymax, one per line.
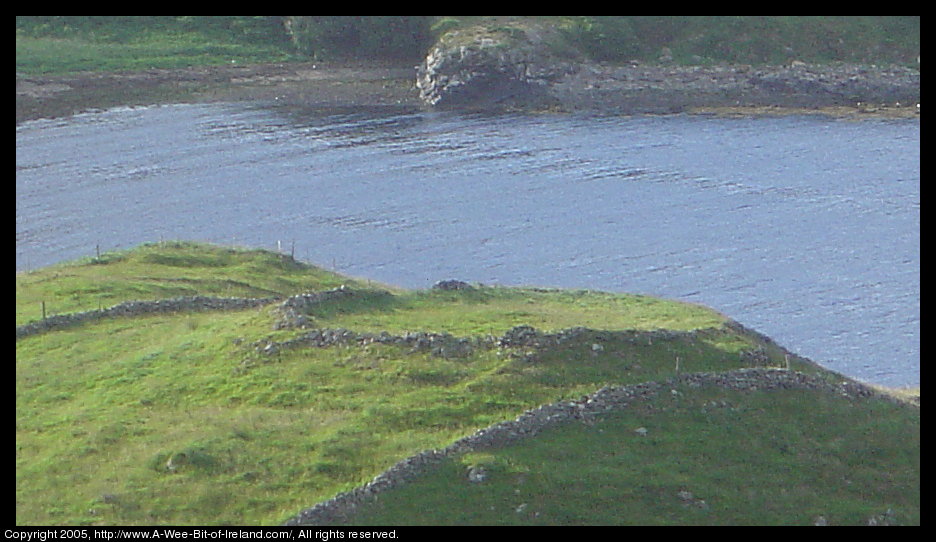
<box><xmin>16</xmin><ymin>103</ymin><xmax>920</xmax><ymax>387</ymax></box>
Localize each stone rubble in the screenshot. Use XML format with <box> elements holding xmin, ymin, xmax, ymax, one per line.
<box><xmin>273</xmin><ymin>285</ymin><xmax>357</xmax><ymax>330</ymax></box>
<box><xmin>432</xmin><ymin>279</ymin><xmax>474</xmax><ymax>291</ymax></box>
<box><xmin>249</xmin><ymin>321</ymin><xmax>716</xmax><ymax>364</ymax></box>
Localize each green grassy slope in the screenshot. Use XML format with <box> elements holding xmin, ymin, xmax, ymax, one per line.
<box><xmin>15</xmin><ymin>241</ymin><xmax>369</xmax><ymax>326</ymax></box>
<box><xmin>346</xmin><ymin>385</ymin><xmax>919</xmax><ymax>526</ymax></box>
<box><xmin>15</xmin><ymin>242</ymin><xmax>918</xmax><ymax>526</ymax></box>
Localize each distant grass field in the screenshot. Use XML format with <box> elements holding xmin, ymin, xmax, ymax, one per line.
<box><xmin>16</xmin><ymin>16</ymin><xmax>919</xmax><ymax>77</ymax></box>
<box><xmin>16</xmin><ymin>17</ymin><xmax>294</xmax><ymax>76</ymax></box>
<box><xmin>15</xmin><ymin>242</ymin><xmax>918</xmax><ymax>525</ymax></box>
<box><xmin>16</xmin><ymin>34</ymin><xmax>292</xmax><ymax>75</ymax></box>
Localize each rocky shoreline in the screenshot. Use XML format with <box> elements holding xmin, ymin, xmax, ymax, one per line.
<box><xmin>418</xmin><ymin>51</ymin><xmax>920</xmax><ymax>114</ymax></box>
<box><xmin>415</xmin><ymin>23</ymin><xmax>919</xmax><ymax>115</ymax></box>
<box><xmin>17</xmin><ymin>55</ymin><xmax>920</xmax><ymax>124</ymax></box>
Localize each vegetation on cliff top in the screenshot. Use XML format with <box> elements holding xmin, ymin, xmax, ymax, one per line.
<box><xmin>17</xmin><ymin>16</ymin><xmax>920</xmax><ymax>75</ymax></box>
<box><xmin>16</xmin><ymin>242</ymin><xmax>919</xmax><ymax>525</ymax></box>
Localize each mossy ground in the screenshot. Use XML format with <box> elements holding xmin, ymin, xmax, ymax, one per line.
<box><xmin>15</xmin><ymin>242</ymin><xmax>918</xmax><ymax>525</ymax></box>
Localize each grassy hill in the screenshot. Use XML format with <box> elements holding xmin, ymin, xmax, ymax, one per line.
<box><xmin>15</xmin><ymin>242</ymin><xmax>919</xmax><ymax>525</ymax></box>
<box><xmin>341</xmin><ymin>379</ymin><xmax>919</xmax><ymax>526</ymax></box>
<box><xmin>16</xmin><ymin>16</ymin><xmax>919</xmax><ymax>76</ymax></box>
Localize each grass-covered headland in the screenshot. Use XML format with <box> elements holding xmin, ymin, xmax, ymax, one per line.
<box><xmin>16</xmin><ymin>16</ymin><xmax>919</xmax><ymax>76</ymax></box>
<box><xmin>15</xmin><ymin>242</ymin><xmax>919</xmax><ymax>525</ymax></box>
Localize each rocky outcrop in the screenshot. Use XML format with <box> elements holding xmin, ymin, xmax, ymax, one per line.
<box><xmin>432</xmin><ymin>279</ymin><xmax>474</xmax><ymax>291</ymax></box>
<box><xmin>416</xmin><ymin>23</ymin><xmax>575</xmax><ymax>109</ymax></box>
<box><xmin>416</xmin><ymin>23</ymin><xmax>920</xmax><ymax>113</ymax></box>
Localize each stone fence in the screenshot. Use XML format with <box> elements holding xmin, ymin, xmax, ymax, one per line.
<box><xmin>16</xmin><ymin>295</ymin><xmax>279</xmax><ymax>339</ymax></box>
<box><xmin>248</xmin><ymin>323</ymin><xmax>712</xmax><ymax>363</ymax></box>
<box><xmin>283</xmin><ymin>368</ymin><xmax>900</xmax><ymax>525</ymax></box>
<box><xmin>16</xmin><ymin>286</ymin><xmax>364</xmax><ymax>339</ymax></box>
<box><xmin>273</xmin><ymin>286</ymin><xmax>358</xmax><ymax>330</ymax></box>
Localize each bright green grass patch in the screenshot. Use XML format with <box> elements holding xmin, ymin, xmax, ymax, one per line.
<box><xmin>15</xmin><ymin>241</ymin><xmax>368</xmax><ymax>326</ymax></box>
<box><xmin>14</xmin><ymin>308</ymin><xmax>771</xmax><ymax>525</ymax></box>
<box><xmin>347</xmin><ymin>386</ymin><xmax>920</xmax><ymax>526</ymax></box>
<box><xmin>16</xmin><ymin>32</ymin><xmax>292</xmax><ymax>75</ymax></box>
<box><xmin>300</xmin><ymin>287</ymin><xmax>727</xmax><ymax>336</ymax></box>
<box><xmin>14</xmin><ymin>241</ymin><xmax>862</xmax><ymax>525</ymax></box>
<box><xmin>16</xmin><ymin>242</ymin><xmax>765</xmax><ymax>525</ymax></box>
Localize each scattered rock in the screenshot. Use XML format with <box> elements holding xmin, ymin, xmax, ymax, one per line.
<box><xmin>432</xmin><ymin>280</ymin><xmax>473</xmax><ymax>291</ymax></box>
<box><xmin>867</xmin><ymin>508</ymin><xmax>897</xmax><ymax>526</ymax></box>
<box><xmin>165</xmin><ymin>452</ymin><xmax>188</xmax><ymax>473</ymax></box>
<box><xmin>676</xmin><ymin>489</ymin><xmax>708</xmax><ymax>509</ymax></box>
<box><xmin>466</xmin><ymin>466</ymin><xmax>488</xmax><ymax>483</ymax></box>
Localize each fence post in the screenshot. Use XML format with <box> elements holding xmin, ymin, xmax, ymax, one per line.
<box><xmin>41</xmin><ymin>300</ymin><xmax>46</xmax><ymax>320</ymax></box>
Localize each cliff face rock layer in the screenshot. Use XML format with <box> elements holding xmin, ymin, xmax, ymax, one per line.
<box><xmin>416</xmin><ymin>23</ymin><xmax>574</xmax><ymax>109</ymax></box>
<box><xmin>416</xmin><ymin>22</ymin><xmax>920</xmax><ymax>113</ymax></box>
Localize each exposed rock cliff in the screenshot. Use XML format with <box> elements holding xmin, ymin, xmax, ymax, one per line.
<box><xmin>416</xmin><ymin>23</ymin><xmax>575</xmax><ymax>109</ymax></box>
<box><xmin>416</xmin><ymin>22</ymin><xmax>920</xmax><ymax>113</ymax></box>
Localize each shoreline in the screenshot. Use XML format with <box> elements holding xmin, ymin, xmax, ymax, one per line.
<box><xmin>16</xmin><ymin>60</ymin><xmax>920</xmax><ymax>124</ymax></box>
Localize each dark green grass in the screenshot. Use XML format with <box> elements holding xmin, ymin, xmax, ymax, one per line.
<box><xmin>16</xmin><ymin>17</ymin><xmax>294</xmax><ymax>75</ymax></box>
<box><xmin>346</xmin><ymin>386</ymin><xmax>920</xmax><ymax>526</ymax></box>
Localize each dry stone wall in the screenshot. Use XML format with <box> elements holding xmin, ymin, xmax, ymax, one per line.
<box><xmin>283</xmin><ymin>368</ymin><xmax>900</xmax><ymax>526</ymax></box>
<box><xmin>16</xmin><ymin>295</ymin><xmax>279</xmax><ymax>339</ymax></box>
<box><xmin>273</xmin><ymin>286</ymin><xmax>356</xmax><ymax>330</ymax></box>
<box><xmin>249</xmin><ymin>322</ymin><xmax>713</xmax><ymax>363</ymax></box>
